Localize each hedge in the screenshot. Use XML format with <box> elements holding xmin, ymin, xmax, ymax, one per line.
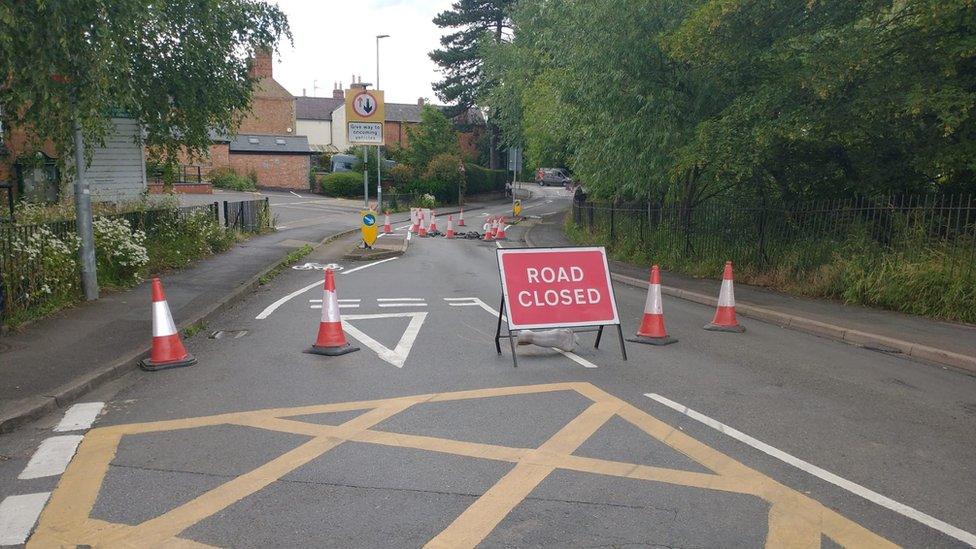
<box><xmin>464</xmin><ymin>163</ymin><xmax>508</xmax><ymax>195</ymax></box>
<box><xmin>320</xmin><ymin>172</ymin><xmax>364</xmax><ymax>197</ymax></box>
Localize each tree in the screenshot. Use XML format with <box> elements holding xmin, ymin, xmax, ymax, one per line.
<box><xmin>403</xmin><ymin>106</ymin><xmax>460</xmax><ymax>173</ymax></box>
<box><xmin>0</xmin><ymin>0</ymin><xmax>291</xmax><ymax>166</ymax></box>
<box><xmin>430</xmin><ymin>0</ymin><xmax>515</xmax><ymax>168</ymax></box>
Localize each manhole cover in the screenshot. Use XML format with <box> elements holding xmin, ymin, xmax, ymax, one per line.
<box><xmin>209</xmin><ymin>330</ymin><xmax>248</xmax><ymax>340</ymax></box>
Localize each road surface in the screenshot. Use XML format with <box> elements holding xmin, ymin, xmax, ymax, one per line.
<box><xmin>1</xmin><ymin>185</ymin><xmax>975</xmax><ymax>548</ymax></box>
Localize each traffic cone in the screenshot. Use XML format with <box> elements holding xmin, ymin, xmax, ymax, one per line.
<box><xmin>446</xmin><ymin>215</ymin><xmax>455</xmax><ymax>238</ymax></box>
<box><xmin>306</xmin><ymin>269</ymin><xmax>360</xmax><ymax>356</ymax></box>
<box><xmin>482</xmin><ymin>216</ymin><xmax>494</xmax><ymax>241</ymax></box>
<box><xmin>627</xmin><ymin>265</ymin><xmax>677</xmax><ymax>345</ymax></box>
<box><xmin>457</xmin><ymin>207</ymin><xmax>466</xmax><ymax>227</ymax></box>
<box><xmin>409</xmin><ymin>208</ymin><xmax>419</xmax><ymax>233</ymax></box>
<box><xmin>704</xmin><ymin>261</ymin><xmax>745</xmax><ymax>333</ymax></box>
<box><xmin>383</xmin><ymin>211</ymin><xmax>392</xmax><ymax>234</ymax></box>
<box><xmin>495</xmin><ymin>216</ymin><xmax>507</xmax><ymax>240</ymax></box>
<box><xmin>490</xmin><ymin>217</ymin><xmax>499</xmax><ymax>238</ymax></box>
<box><xmin>429</xmin><ymin>212</ymin><xmax>438</xmax><ymax>233</ymax></box>
<box><xmin>418</xmin><ymin>212</ymin><xmax>428</xmax><ymax>237</ymax></box>
<box><xmin>140</xmin><ymin>278</ymin><xmax>197</xmax><ymax>371</ymax></box>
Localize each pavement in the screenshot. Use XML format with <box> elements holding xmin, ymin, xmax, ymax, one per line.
<box><xmin>1</xmin><ymin>186</ymin><xmax>974</xmax><ymax>547</ymax></box>
<box><xmin>0</xmin><ymin>190</ymin><xmax>494</xmax><ymax>433</ymax></box>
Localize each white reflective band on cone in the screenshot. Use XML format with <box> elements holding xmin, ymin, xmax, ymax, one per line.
<box><xmin>321</xmin><ymin>289</ymin><xmax>341</xmax><ymax>322</ymax></box>
<box><xmin>152</xmin><ymin>301</ymin><xmax>178</xmax><ymax>337</ymax></box>
<box><xmin>718</xmin><ymin>279</ymin><xmax>735</xmax><ymax>307</ymax></box>
<box><xmin>644</xmin><ymin>284</ymin><xmax>663</xmax><ymax>314</ymax></box>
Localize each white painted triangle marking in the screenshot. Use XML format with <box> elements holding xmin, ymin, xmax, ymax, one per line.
<box><xmin>341</xmin><ymin>312</ymin><xmax>427</xmax><ymax>368</ymax></box>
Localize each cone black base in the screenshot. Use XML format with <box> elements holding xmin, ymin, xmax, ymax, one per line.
<box><xmin>305</xmin><ymin>344</ymin><xmax>360</xmax><ymax>356</ymax></box>
<box><xmin>703</xmin><ymin>323</ymin><xmax>746</xmax><ymax>333</ymax></box>
<box><xmin>140</xmin><ymin>354</ymin><xmax>197</xmax><ymax>372</ymax></box>
<box><xmin>627</xmin><ymin>335</ymin><xmax>678</xmax><ymax>346</ymax></box>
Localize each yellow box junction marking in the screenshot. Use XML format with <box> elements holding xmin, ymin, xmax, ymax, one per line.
<box><xmin>30</xmin><ymin>383</ymin><xmax>897</xmax><ymax>548</ymax></box>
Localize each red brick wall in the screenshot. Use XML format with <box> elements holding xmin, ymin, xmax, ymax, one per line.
<box><xmin>228</xmin><ymin>153</ymin><xmax>309</xmax><ymax>190</ymax></box>
<box><xmin>239</xmin><ymin>95</ymin><xmax>295</xmax><ymax>135</ymax></box>
<box><xmin>171</xmin><ymin>143</ymin><xmax>229</xmax><ymax>176</ymax></box>
<box><xmin>1</xmin><ymin>125</ymin><xmax>59</xmax><ymax>185</ymax></box>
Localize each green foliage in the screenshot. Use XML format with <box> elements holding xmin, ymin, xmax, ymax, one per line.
<box><xmin>0</xmin><ymin>1</ymin><xmax>291</xmax><ymax>167</ymax></box>
<box><xmin>259</xmin><ymin>244</ymin><xmax>313</xmax><ymax>285</ymax></box>
<box><xmin>389</xmin><ymin>164</ymin><xmax>415</xmax><ymax>186</ymax></box>
<box><xmin>424</xmin><ymin>153</ymin><xmax>465</xmax><ymax>187</ymax></box>
<box><xmin>403</xmin><ymin>179</ymin><xmax>455</xmax><ymax>204</ymax></box>
<box><xmin>320</xmin><ymin>171</ymin><xmax>364</xmax><ymax>197</ymax></box>
<box><xmin>483</xmin><ymin>0</ymin><xmax>976</xmax><ymax>204</ymax></box>
<box><xmin>93</xmin><ymin>217</ymin><xmax>149</xmax><ymax>288</ymax></box>
<box><xmin>403</xmin><ymin>106</ymin><xmax>461</xmax><ymax>173</ymax></box>
<box><xmin>209</xmin><ymin>168</ymin><xmax>256</xmax><ymax>192</ymax></box>
<box><xmin>463</xmin><ymin>163</ymin><xmax>508</xmax><ymax>194</ymax></box>
<box><xmin>414</xmin><ymin>193</ymin><xmax>439</xmax><ymax>210</ymax></box>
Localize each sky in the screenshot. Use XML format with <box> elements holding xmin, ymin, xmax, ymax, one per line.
<box><xmin>267</xmin><ymin>0</ymin><xmax>455</xmax><ymax>106</ymax></box>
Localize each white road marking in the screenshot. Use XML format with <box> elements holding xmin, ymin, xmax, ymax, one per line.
<box><xmin>309</xmin><ymin>299</ymin><xmax>360</xmax><ymax>303</ymax></box>
<box><xmin>341</xmin><ymin>312</ymin><xmax>427</xmax><ymax>368</ymax></box>
<box><xmin>396</xmin><ymin>224</ymin><xmax>411</xmax><ymax>230</ymax></box>
<box><xmin>18</xmin><ymin>436</ymin><xmax>84</xmax><ymax>480</ymax></box>
<box><xmin>377</xmin><ymin>298</ymin><xmax>424</xmax><ymax>301</ymax></box>
<box><xmin>407</xmin><ymin>231</ymin><xmax>412</xmax><ymax>241</ymax></box>
<box><xmin>448</xmin><ymin>297</ymin><xmax>598</xmax><ymax>368</ymax></box>
<box><xmin>378</xmin><ymin>303</ymin><xmax>427</xmax><ymax>308</ymax></box>
<box><xmin>496</xmin><ymin>241</ymin><xmax>504</xmax><ymax>248</ymax></box>
<box><xmin>310</xmin><ymin>304</ymin><xmax>359</xmax><ymax>309</ymax></box>
<box><xmin>289</xmin><ymin>191</ymin><xmax>303</xmax><ymax>198</ymax></box>
<box><xmin>340</xmin><ymin>256</ymin><xmax>398</xmax><ymax>275</ymax></box>
<box><xmin>54</xmin><ymin>402</ymin><xmax>104</xmax><ymax>432</ymax></box>
<box><xmin>644</xmin><ymin>393</ymin><xmax>976</xmax><ymax>547</ymax></box>
<box><xmin>0</xmin><ymin>493</ymin><xmax>51</xmax><ymax>545</ymax></box>
<box><xmin>256</xmin><ymin>279</ymin><xmax>323</xmax><ymax>320</ymax></box>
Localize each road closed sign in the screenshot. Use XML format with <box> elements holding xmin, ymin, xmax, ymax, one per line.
<box><xmin>496</xmin><ymin>247</ymin><xmax>620</xmax><ymax>330</ymax></box>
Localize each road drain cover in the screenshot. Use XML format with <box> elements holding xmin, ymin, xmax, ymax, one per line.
<box><xmin>209</xmin><ymin>330</ymin><xmax>248</xmax><ymax>340</ymax></box>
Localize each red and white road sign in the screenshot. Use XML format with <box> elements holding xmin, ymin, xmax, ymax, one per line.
<box><xmin>496</xmin><ymin>247</ymin><xmax>620</xmax><ymax>330</ymax></box>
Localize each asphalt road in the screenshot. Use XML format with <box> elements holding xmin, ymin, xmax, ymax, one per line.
<box><xmin>2</xmin><ymin>185</ymin><xmax>975</xmax><ymax>547</ymax></box>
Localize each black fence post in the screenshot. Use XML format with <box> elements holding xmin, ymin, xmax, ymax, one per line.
<box><xmin>609</xmin><ymin>205</ymin><xmax>615</xmax><ymax>240</ymax></box>
<box><xmin>213</xmin><ymin>202</ymin><xmax>220</xmax><ymax>224</ymax></box>
<box><xmin>222</xmin><ymin>201</ymin><xmax>229</xmax><ymax>228</ymax></box>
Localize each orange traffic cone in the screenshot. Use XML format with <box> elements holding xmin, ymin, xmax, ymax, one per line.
<box><xmin>429</xmin><ymin>212</ymin><xmax>438</xmax><ymax>233</ymax></box>
<box><xmin>457</xmin><ymin>207</ymin><xmax>466</xmax><ymax>227</ymax></box>
<box><xmin>495</xmin><ymin>216</ymin><xmax>507</xmax><ymax>240</ymax></box>
<box><xmin>418</xmin><ymin>212</ymin><xmax>428</xmax><ymax>237</ymax></box>
<box><xmin>306</xmin><ymin>269</ymin><xmax>360</xmax><ymax>356</ymax></box>
<box><xmin>446</xmin><ymin>215</ymin><xmax>456</xmax><ymax>238</ymax></box>
<box><xmin>409</xmin><ymin>208</ymin><xmax>419</xmax><ymax>233</ymax></box>
<box><xmin>627</xmin><ymin>265</ymin><xmax>677</xmax><ymax>345</ymax></box>
<box><xmin>482</xmin><ymin>216</ymin><xmax>494</xmax><ymax>241</ymax></box>
<box><xmin>141</xmin><ymin>278</ymin><xmax>197</xmax><ymax>371</ymax></box>
<box><xmin>704</xmin><ymin>261</ymin><xmax>745</xmax><ymax>332</ymax></box>
<box><xmin>383</xmin><ymin>211</ymin><xmax>392</xmax><ymax>234</ymax></box>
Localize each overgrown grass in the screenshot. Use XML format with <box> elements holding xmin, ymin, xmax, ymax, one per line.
<box><xmin>564</xmin><ymin>213</ymin><xmax>976</xmax><ymax>323</ymax></box>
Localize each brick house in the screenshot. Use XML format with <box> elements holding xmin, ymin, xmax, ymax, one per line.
<box><xmin>175</xmin><ymin>50</ymin><xmax>313</xmax><ymax>191</ymax></box>
<box><xmin>298</xmin><ymin>86</ymin><xmax>484</xmax><ymax>160</ymax></box>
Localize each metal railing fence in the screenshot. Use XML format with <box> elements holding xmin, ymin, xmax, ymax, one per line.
<box><xmin>571</xmin><ymin>194</ymin><xmax>976</xmax><ymax>281</ymax></box>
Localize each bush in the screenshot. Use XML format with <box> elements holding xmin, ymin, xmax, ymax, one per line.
<box><xmin>403</xmin><ymin>179</ymin><xmax>455</xmax><ymax>204</ymax></box>
<box><xmin>424</xmin><ymin>153</ymin><xmax>465</xmax><ymax>187</ymax></box>
<box><xmin>320</xmin><ymin>171</ymin><xmax>364</xmax><ymax>197</ymax></box>
<box><xmin>390</xmin><ymin>164</ymin><xmax>414</xmax><ymax>186</ymax></box>
<box><xmin>209</xmin><ymin>167</ymin><xmax>256</xmax><ymax>191</ymax></box>
<box><xmin>93</xmin><ymin>216</ymin><xmax>149</xmax><ymax>287</ymax></box>
<box><xmin>464</xmin><ymin>163</ymin><xmax>508</xmax><ymax>194</ymax></box>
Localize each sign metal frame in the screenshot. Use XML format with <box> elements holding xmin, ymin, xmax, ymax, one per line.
<box><xmin>494</xmin><ymin>245</ymin><xmax>627</xmax><ymax>367</ymax></box>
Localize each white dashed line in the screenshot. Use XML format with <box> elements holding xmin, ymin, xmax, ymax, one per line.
<box><xmin>18</xmin><ymin>436</ymin><xmax>84</xmax><ymax>480</ymax></box>
<box><xmin>54</xmin><ymin>402</ymin><xmax>104</xmax><ymax>432</ymax></box>
<box><xmin>377</xmin><ymin>298</ymin><xmax>425</xmax><ymax>301</ymax></box>
<box><xmin>644</xmin><ymin>393</ymin><xmax>976</xmax><ymax>547</ymax></box>
<box><xmin>0</xmin><ymin>493</ymin><xmax>51</xmax><ymax>545</ymax></box>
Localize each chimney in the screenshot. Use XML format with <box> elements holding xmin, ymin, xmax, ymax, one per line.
<box><xmin>333</xmin><ymin>83</ymin><xmax>344</xmax><ymax>100</ymax></box>
<box><xmin>418</xmin><ymin>97</ymin><xmax>425</xmax><ymax>107</ymax></box>
<box><xmin>248</xmin><ymin>48</ymin><xmax>273</xmax><ymax>79</ymax></box>
<box><xmin>302</xmin><ymin>88</ymin><xmax>307</xmax><ymax>97</ymax></box>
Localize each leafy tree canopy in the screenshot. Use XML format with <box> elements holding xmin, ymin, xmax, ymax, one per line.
<box><xmin>0</xmin><ymin>0</ymin><xmax>291</xmax><ymax>165</ymax></box>
<box><xmin>403</xmin><ymin>106</ymin><xmax>461</xmax><ymax>173</ymax></box>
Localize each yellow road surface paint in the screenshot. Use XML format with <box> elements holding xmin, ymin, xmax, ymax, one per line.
<box><xmin>29</xmin><ymin>383</ymin><xmax>897</xmax><ymax>548</ymax></box>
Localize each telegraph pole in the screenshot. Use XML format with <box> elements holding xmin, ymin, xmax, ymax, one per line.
<box><xmin>376</xmin><ymin>34</ymin><xmax>389</xmax><ymax>210</ymax></box>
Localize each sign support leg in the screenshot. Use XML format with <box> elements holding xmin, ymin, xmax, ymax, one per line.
<box><xmin>494</xmin><ymin>298</ymin><xmax>504</xmax><ymax>355</ymax></box>
<box><xmin>617</xmin><ymin>325</ymin><xmax>628</xmax><ymax>361</ymax></box>
<box><xmin>594</xmin><ymin>325</ymin><xmax>603</xmax><ymax>349</ymax></box>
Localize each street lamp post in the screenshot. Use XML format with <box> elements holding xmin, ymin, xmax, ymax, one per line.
<box><xmin>376</xmin><ymin>34</ymin><xmax>389</xmax><ymax>211</ymax></box>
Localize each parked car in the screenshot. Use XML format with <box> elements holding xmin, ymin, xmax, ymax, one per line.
<box><xmin>535</xmin><ymin>167</ymin><xmax>573</xmax><ymax>187</ymax></box>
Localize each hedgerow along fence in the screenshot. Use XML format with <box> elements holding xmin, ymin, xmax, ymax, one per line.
<box><xmin>570</xmin><ymin>194</ymin><xmax>976</xmax><ymax>321</ymax></box>
<box><xmin>0</xmin><ymin>198</ymin><xmax>271</xmax><ymax>325</ymax></box>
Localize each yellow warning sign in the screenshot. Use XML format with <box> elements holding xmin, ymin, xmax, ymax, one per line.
<box><xmin>346</xmin><ymin>89</ymin><xmax>385</xmax><ymax>123</ymax></box>
<box><xmin>360</xmin><ymin>210</ymin><xmax>378</xmax><ymax>248</ymax></box>
<box><xmin>513</xmin><ymin>199</ymin><xmax>522</xmax><ymax>217</ymax></box>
